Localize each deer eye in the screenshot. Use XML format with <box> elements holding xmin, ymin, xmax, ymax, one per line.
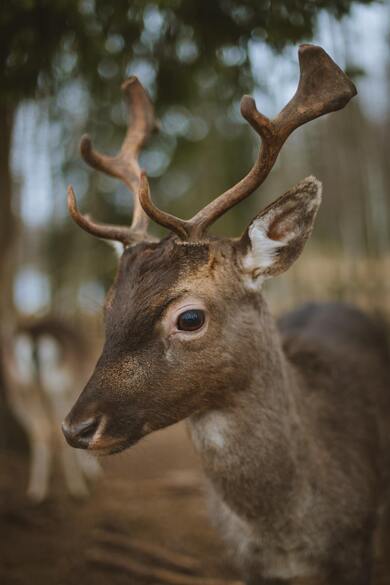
<box><xmin>176</xmin><ymin>309</ymin><xmax>205</xmax><ymax>332</ymax></box>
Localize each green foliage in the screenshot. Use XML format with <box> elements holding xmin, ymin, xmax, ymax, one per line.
<box><xmin>1</xmin><ymin>0</ymin><xmax>376</xmax><ymax>105</ymax></box>
<box><xmin>0</xmin><ymin>0</ymin><xmax>79</xmax><ymax>101</ymax></box>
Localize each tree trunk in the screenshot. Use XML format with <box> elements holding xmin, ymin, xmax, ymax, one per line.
<box><xmin>0</xmin><ymin>100</ymin><xmax>27</xmax><ymax>452</ymax></box>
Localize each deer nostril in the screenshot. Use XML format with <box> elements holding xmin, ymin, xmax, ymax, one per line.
<box><xmin>62</xmin><ymin>417</ymin><xmax>101</xmax><ymax>449</ymax></box>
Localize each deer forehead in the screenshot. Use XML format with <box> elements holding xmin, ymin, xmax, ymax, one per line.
<box><xmin>109</xmin><ymin>239</ymin><xmax>241</xmax><ymax>313</ymax></box>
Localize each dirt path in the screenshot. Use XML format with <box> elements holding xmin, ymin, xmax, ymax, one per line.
<box><xmin>1</xmin><ymin>421</ymin><xmax>389</xmax><ymax>585</ymax></box>
<box><xmin>0</xmin><ymin>423</ymin><xmax>238</xmax><ymax>585</ymax></box>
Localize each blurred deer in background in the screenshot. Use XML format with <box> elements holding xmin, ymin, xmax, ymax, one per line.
<box><xmin>3</xmin><ymin>317</ymin><xmax>101</xmax><ymax>502</ymax></box>
<box><xmin>63</xmin><ymin>45</ymin><xmax>390</xmax><ymax>584</ymax></box>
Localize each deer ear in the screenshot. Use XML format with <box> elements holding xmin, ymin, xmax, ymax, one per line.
<box><xmin>239</xmin><ymin>176</ymin><xmax>322</xmax><ymax>287</ymax></box>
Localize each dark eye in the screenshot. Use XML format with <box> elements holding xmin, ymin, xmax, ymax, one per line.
<box><xmin>177</xmin><ymin>309</ymin><xmax>205</xmax><ymax>332</ymax></box>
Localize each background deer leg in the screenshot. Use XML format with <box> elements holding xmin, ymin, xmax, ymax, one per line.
<box><xmin>42</xmin><ymin>363</ymin><xmax>99</xmax><ymax>497</ymax></box>
<box><xmin>26</xmin><ymin>423</ymin><xmax>52</xmax><ymax>503</ymax></box>
<box><xmin>75</xmin><ymin>449</ymin><xmax>102</xmax><ymax>481</ymax></box>
<box><xmin>60</xmin><ymin>443</ymin><xmax>89</xmax><ymax>498</ymax></box>
<box><xmin>6</xmin><ymin>386</ymin><xmax>52</xmax><ymax>503</ymax></box>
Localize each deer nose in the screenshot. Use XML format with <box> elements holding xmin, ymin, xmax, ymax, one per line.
<box><xmin>62</xmin><ymin>416</ymin><xmax>100</xmax><ymax>449</ymax></box>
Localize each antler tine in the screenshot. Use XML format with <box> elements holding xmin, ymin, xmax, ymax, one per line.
<box><xmin>69</xmin><ymin>76</ymin><xmax>156</xmax><ymax>244</ymax></box>
<box><xmin>67</xmin><ymin>186</ymin><xmax>134</xmax><ymax>245</ymax></box>
<box><xmin>138</xmin><ymin>44</ymin><xmax>356</xmax><ymax>241</ymax></box>
<box><xmin>138</xmin><ymin>173</ymin><xmax>189</xmax><ymax>240</ymax></box>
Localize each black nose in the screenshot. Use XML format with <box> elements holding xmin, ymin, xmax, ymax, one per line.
<box><xmin>62</xmin><ymin>416</ymin><xmax>100</xmax><ymax>449</ymax></box>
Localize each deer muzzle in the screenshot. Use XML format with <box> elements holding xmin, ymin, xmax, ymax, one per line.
<box><xmin>62</xmin><ymin>415</ymin><xmax>103</xmax><ymax>449</ymax></box>
<box><xmin>62</xmin><ymin>351</ymin><xmax>149</xmax><ymax>453</ymax></box>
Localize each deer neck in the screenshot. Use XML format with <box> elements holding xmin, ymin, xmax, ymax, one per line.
<box><xmin>187</xmin><ymin>298</ymin><xmax>307</xmax><ymax>523</ymax></box>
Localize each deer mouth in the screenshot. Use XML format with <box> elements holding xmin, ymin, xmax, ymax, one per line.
<box><xmin>88</xmin><ymin>435</ymin><xmax>140</xmax><ymax>456</ymax></box>
<box><xmin>86</xmin><ymin>416</ymin><xmax>150</xmax><ymax>455</ymax></box>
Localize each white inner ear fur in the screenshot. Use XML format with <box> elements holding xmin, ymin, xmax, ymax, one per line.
<box><xmin>242</xmin><ymin>176</ymin><xmax>322</xmax><ymax>288</ymax></box>
<box><xmin>243</xmin><ymin>215</ymin><xmax>289</xmax><ymax>274</ymax></box>
<box><xmin>242</xmin><ymin>213</ymin><xmax>293</xmax><ymax>291</ymax></box>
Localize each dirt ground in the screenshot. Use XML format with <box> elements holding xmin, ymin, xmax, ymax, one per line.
<box><xmin>1</xmin><ymin>421</ymin><xmax>390</xmax><ymax>585</ymax></box>
<box><xmin>0</xmin><ymin>422</ymin><xmax>240</xmax><ymax>585</ymax></box>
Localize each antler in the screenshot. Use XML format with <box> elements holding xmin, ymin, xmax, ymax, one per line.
<box><xmin>67</xmin><ymin>76</ymin><xmax>156</xmax><ymax>246</ymax></box>
<box><xmin>139</xmin><ymin>44</ymin><xmax>357</xmax><ymax>241</ymax></box>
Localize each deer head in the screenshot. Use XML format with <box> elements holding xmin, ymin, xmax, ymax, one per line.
<box><xmin>62</xmin><ymin>45</ymin><xmax>356</xmax><ymax>454</ymax></box>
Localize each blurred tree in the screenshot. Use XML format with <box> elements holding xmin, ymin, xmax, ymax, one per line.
<box><xmin>0</xmin><ymin>0</ymin><xmax>377</xmax><ymax>450</ymax></box>
<box><xmin>0</xmin><ymin>0</ymin><xmax>85</xmax><ymax>449</ymax></box>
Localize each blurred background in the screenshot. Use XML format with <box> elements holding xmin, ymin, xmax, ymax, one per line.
<box><xmin>0</xmin><ymin>1</ymin><xmax>389</xmax><ymax>584</ymax></box>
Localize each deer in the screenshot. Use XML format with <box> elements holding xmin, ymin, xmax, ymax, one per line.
<box><xmin>62</xmin><ymin>44</ymin><xmax>390</xmax><ymax>584</ymax></box>
<box><xmin>3</xmin><ymin>317</ymin><xmax>101</xmax><ymax>502</ymax></box>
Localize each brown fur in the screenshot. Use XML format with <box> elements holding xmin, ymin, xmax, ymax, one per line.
<box><xmin>64</xmin><ymin>183</ymin><xmax>390</xmax><ymax>584</ymax></box>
